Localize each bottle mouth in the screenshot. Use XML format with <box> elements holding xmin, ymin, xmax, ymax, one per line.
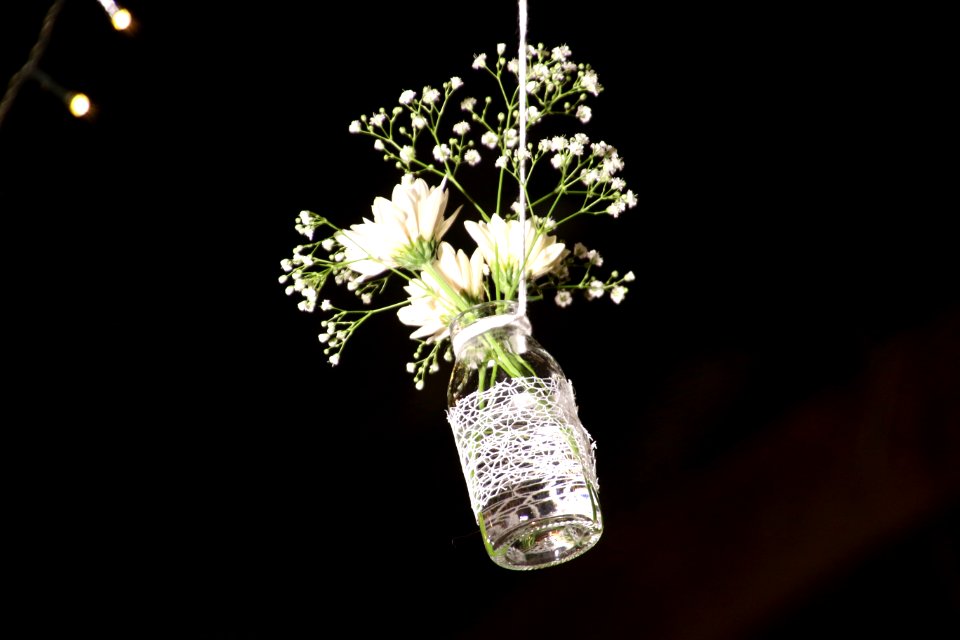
<box><xmin>449</xmin><ymin>301</ymin><xmax>531</xmax><ymax>358</ymax></box>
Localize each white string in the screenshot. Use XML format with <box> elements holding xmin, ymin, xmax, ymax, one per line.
<box><xmin>517</xmin><ymin>0</ymin><xmax>529</xmax><ymax>318</ymax></box>
<box><xmin>452</xmin><ymin>0</ymin><xmax>529</xmax><ymax>350</ymax></box>
<box><xmin>451</xmin><ymin>311</ymin><xmax>531</xmax><ymax>359</ymax></box>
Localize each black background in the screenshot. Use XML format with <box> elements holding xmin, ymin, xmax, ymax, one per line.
<box><xmin>2</xmin><ymin>1</ymin><xmax>957</xmax><ymax>637</ymax></box>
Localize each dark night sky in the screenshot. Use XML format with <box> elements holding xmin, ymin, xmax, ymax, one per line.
<box><xmin>2</xmin><ymin>1</ymin><xmax>957</xmax><ymax>637</ymax></box>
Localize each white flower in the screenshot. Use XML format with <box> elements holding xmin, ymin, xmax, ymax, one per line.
<box><xmin>348</xmin><ymin>120</ymin><xmax>361</xmax><ymax>133</ymax></box>
<box><xmin>328</xmin><ymin>353</ymin><xmax>340</xmax><ymax>366</ymax></box>
<box><xmin>336</xmin><ymin>178</ymin><xmax>461</xmax><ymax>279</ymax></box>
<box><xmin>321</xmin><ymin>299</ymin><xmax>333</xmax><ymax>311</ymax></box>
<box><xmin>435</xmin><ymin>242</ymin><xmax>485</xmax><ymax>301</ymax></box>
<box><xmin>411</xmin><ymin>115</ymin><xmax>426</xmax><ymax>129</ymax></box>
<box><xmin>481</xmin><ymin>131</ymin><xmax>498</xmax><ymax>148</ymax></box>
<box><xmin>602</xmin><ymin>153</ymin><xmax>624</xmax><ymax>177</ymax></box>
<box><xmin>591</xmin><ymin>141</ymin><xmax>612</xmax><ymax>157</ymax></box>
<box><xmin>369</xmin><ymin>113</ymin><xmax>386</xmax><ymax>127</ymax></box>
<box><xmin>587</xmin><ymin>280</ymin><xmax>604</xmax><ymax>299</ymax></box>
<box><xmin>464</xmin><ymin>149</ymin><xmax>481</xmax><ymax>166</ymax></box>
<box><xmin>374</xmin><ymin>139</ymin><xmax>385</xmax><ymax>151</ymax></box>
<box><xmin>494</xmin><ymin>155</ymin><xmax>509</xmax><ymax>168</ymax></box>
<box><xmin>461</xmin><ymin>97</ymin><xmax>477</xmax><ymax>112</ymax></box>
<box><xmin>610</xmin><ymin>286</ymin><xmax>627</xmax><ymax>304</ymax></box>
<box><xmin>422</xmin><ymin>86</ymin><xmax>440</xmax><ymax>104</ymax></box>
<box><xmin>624</xmin><ymin>271</ymin><xmax>636</xmax><ymax>282</ymax></box>
<box><xmin>399</xmin><ymin>145</ymin><xmax>415</xmax><ymax>164</ymax></box>
<box><xmin>472</xmin><ymin>53</ymin><xmax>487</xmax><ymax>69</ymax></box>
<box><xmin>464</xmin><ymin>214</ymin><xmax>567</xmax><ymax>282</ymax></box>
<box><xmin>450</xmin><ymin>76</ymin><xmax>463</xmax><ymax>89</ymax></box>
<box><xmin>607</xmin><ymin>201</ymin><xmax>626</xmax><ymax>218</ymax></box>
<box><xmin>398</xmin><ymin>277</ymin><xmax>451</xmax><ymax>342</ymax></box>
<box><xmin>497</xmin><ymin>43</ymin><xmax>506</xmax><ymax>56</ymax></box>
<box><xmin>551</xmin><ymin>45</ymin><xmax>571</xmax><ymax>62</ymax></box>
<box><xmin>579</xmin><ymin>69</ymin><xmax>601</xmax><ymax>95</ymax></box>
<box><xmin>555</xmin><ymin>290</ymin><xmax>573</xmax><ymax>308</ymax></box>
<box><xmin>399</xmin><ymin>90</ymin><xmax>416</xmax><ymax>104</ymax></box>
<box><xmin>576</xmin><ymin>104</ymin><xmax>592</xmax><ymax>123</ymax></box>
<box><xmin>452</xmin><ymin>121</ymin><xmax>471</xmax><ymax>136</ymax></box>
<box><xmin>397</xmin><ymin>243</ymin><xmax>485</xmax><ymax>341</ymax></box>
<box><xmin>433</xmin><ymin>144</ymin><xmax>451</xmax><ymax>162</ymax></box>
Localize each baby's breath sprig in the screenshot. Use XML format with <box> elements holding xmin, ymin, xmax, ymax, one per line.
<box><xmin>281</xmin><ymin>209</ymin><xmax>413</xmax><ymax>363</ymax></box>
<box><xmin>349</xmin><ymin>42</ymin><xmax>635</xmax><ymax>228</ymax></box>
<box><xmin>318</xmin><ymin>301</ymin><xmax>408</xmax><ymax>367</ymax></box>
<box><xmin>406</xmin><ymin>340</ymin><xmax>451</xmax><ymax>391</ymax></box>
<box><xmin>284</xmin><ymin>42</ymin><xmax>638</xmax><ymax>387</ymax></box>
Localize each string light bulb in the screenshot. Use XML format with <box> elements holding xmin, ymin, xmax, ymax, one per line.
<box><xmin>97</xmin><ymin>1</ymin><xmax>133</xmax><ymax>31</ymax></box>
<box><xmin>68</xmin><ymin>92</ymin><xmax>91</xmax><ymax>117</ymax></box>
<box><xmin>30</xmin><ymin>69</ymin><xmax>93</xmax><ymax>119</ymax></box>
<box><xmin>111</xmin><ymin>9</ymin><xmax>132</xmax><ymax>31</ymax></box>
<box><xmin>0</xmin><ymin>0</ymin><xmax>135</xmax><ymax>129</ymax></box>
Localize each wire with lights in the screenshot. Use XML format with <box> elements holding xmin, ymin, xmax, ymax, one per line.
<box><xmin>0</xmin><ymin>0</ymin><xmax>134</xmax><ymax>129</ymax></box>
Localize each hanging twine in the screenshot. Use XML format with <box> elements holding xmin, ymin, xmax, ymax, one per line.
<box><xmin>451</xmin><ymin>0</ymin><xmax>532</xmax><ymax>358</ymax></box>
<box><xmin>517</xmin><ymin>0</ymin><xmax>529</xmax><ymax>318</ymax></box>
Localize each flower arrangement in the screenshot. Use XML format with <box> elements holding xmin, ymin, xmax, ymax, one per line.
<box><xmin>280</xmin><ymin>42</ymin><xmax>637</xmax><ymax>389</ymax></box>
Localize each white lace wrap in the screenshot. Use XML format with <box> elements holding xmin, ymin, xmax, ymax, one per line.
<box><xmin>446</xmin><ymin>376</ymin><xmax>599</xmax><ymax>520</ymax></box>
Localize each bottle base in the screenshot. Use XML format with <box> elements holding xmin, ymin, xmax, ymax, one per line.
<box><xmin>482</xmin><ymin>513</ymin><xmax>603</xmax><ymax>570</ymax></box>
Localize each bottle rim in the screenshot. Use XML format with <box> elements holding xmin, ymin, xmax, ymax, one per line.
<box><xmin>448</xmin><ymin>301</ymin><xmax>531</xmax><ymax>358</ymax></box>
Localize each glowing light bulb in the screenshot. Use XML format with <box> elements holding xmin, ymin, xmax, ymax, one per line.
<box><xmin>111</xmin><ymin>9</ymin><xmax>132</xmax><ymax>31</ymax></box>
<box><xmin>97</xmin><ymin>1</ymin><xmax>132</xmax><ymax>31</ymax></box>
<box><xmin>69</xmin><ymin>93</ymin><xmax>91</xmax><ymax>117</ymax></box>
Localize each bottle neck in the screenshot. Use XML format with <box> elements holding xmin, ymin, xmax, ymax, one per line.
<box><xmin>451</xmin><ymin>312</ymin><xmax>531</xmax><ymax>359</ymax></box>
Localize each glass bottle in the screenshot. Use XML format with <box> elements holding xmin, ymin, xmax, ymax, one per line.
<box><xmin>446</xmin><ymin>300</ymin><xmax>603</xmax><ymax>570</ymax></box>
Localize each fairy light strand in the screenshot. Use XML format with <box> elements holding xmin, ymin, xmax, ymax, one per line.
<box><xmin>0</xmin><ymin>0</ymin><xmax>135</xmax><ymax>129</ymax></box>
<box><xmin>0</xmin><ymin>0</ymin><xmax>65</xmax><ymax>128</ymax></box>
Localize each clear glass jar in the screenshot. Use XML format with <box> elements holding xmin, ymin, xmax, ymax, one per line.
<box><xmin>446</xmin><ymin>300</ymin><xmax>603</xmax><ymax>570</ymax></box>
